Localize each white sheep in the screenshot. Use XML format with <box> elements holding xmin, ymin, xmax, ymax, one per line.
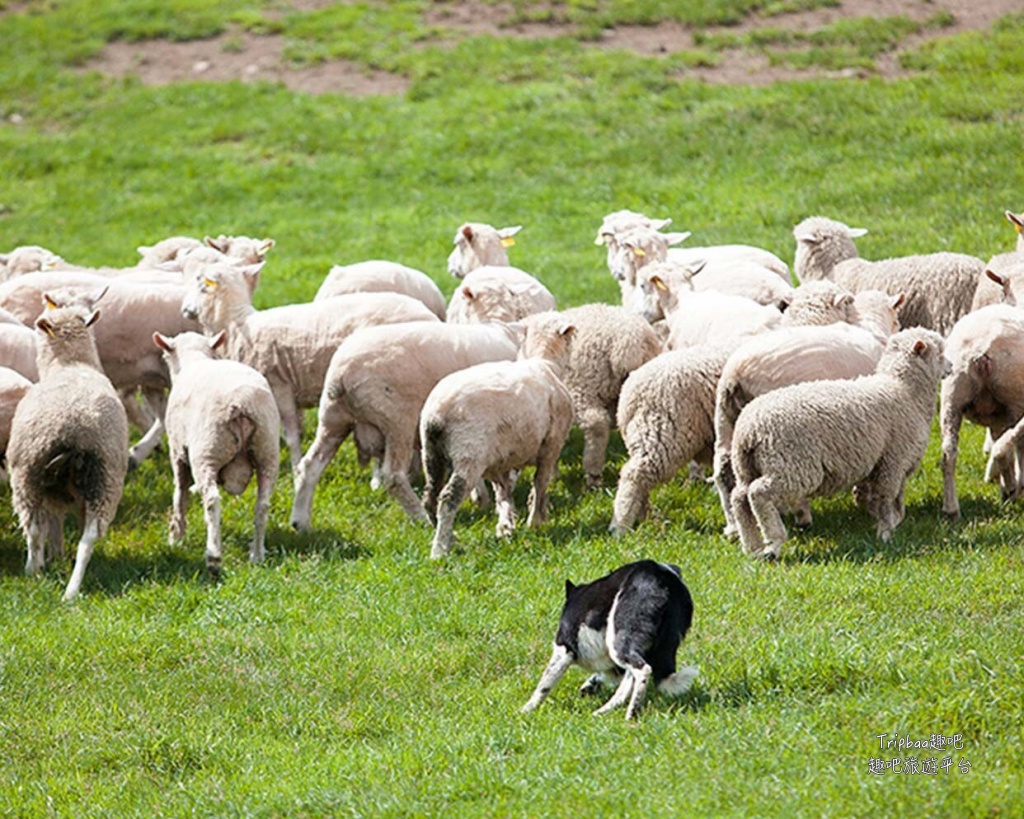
<box><xmin>0</xmin><ymin>245</ymin><xmax>63</xmax><ymax>279</ymax></box>
<box><xmin>446</xmin><ymin>266</ymin><xmax>556</xmax><ymax>324</ymax></box>
<box><xmin>779</xmin><ymin>279</ymin><xmax>857</xmax><ymax>327</ymax></box>
<box><xmin>605</xmin><ymin>225</ymin><xmax>691</xmax><ymax>307</ymax></box>
<box><xmin>180</xmin><ymin>257</ymin><xmax>439</xmax><ymax>469</ymax></box>
<box><xmin>154</xmin><ymin>331</ymin><xmax>280</xmax><ymax>576</ymax></box>
<box><xmin>523</xmin><ymin>305</ymin><xmax>662</xmax><ymax>489</ymax></box>
<box><xmin>446</xmin><ymin>222</ymin><xmax>522</xmax><ymax>278</ymax></box>
<box><xmin>792</xmin><ymin>215</ymin><xmax>985</xmax><ymax>335</ymax></box>
<box><xmin>972</xmin><ymin>211</ymin><xmax>1024</xmax><ymax>309</ymax></box>
<box><xmin>0</xmin><ymin>366</ymin><xmax>32</xmax><ymax>478</ymax></box>
<box><xmin>314</xmin><ymin>260</ymin><xmax>447</xmax><ymax>320</ymax></box>
<box><xmin>984</xmin><ymin>412</ymin><xmax>1024</xmax><ymax>498</ymax></box>
<box><xmin>7</xmin><ymin>304</ymin><xmax>129</xmax><ymax>601</ymax></box>
<box><xmin>609</xmin><ymin>345</ymin><xmax>730</xmax><ymax>535</ymax></box>
<box><xmin>939</xmin><ymin>304</ymin><xmax>1024</xmax><ymax>519</ymax></box>
<box><xmin>135</xmin><ymin>236</ymin><xmax>205</xmax><ymax>268</ymax></box>
<box><xmin>420</xmin><ymin>319</ymin><xmax>575</xmax><ymax>558</ymax></box>
<box><xmin>290</xmin><ymin>321</ymin><xmax>521</xmax><ymax>529</ymax></box>
<box><xmin>688</xmin><ymin>259</ymin><xmax>794</xmax><ymax>310</ymax></box>
<box><xmin>0</xmin><ymin>320</ymin><xmax>40</xmax><ymax>381</ymax></box>
<box><xmin>730</xmin><ymin>328</ymin><xmax>950</xmax><ymax>560</ymax></box>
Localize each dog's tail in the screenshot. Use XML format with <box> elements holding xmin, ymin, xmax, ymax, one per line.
<box><xmin>657</xmin><ymin>665</ymin><xmax>699</xmax><ymax>697</ymax></box>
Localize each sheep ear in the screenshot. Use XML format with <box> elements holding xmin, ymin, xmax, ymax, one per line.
<box><xmin>461</xmin><ymin>285</ymin><xmax>475</xmax><ymax>301</ymax></box>
<box><xmin>793</xmin><ymin>225</ymin><xmax>820</xmax><ymax>244</ymax></box>
<box><xmin>986</xmin><ymin>269</ymin><xmax>1005</xmax><ymax>286</ymax></box>
<box><xmin>90</xmin><ymin>285</ymin><xmax>109</xmax><ymax>306</ymax></box>
<box><xmin>153</xmin><ymin>332</ymin><xmax>173</xmax><ymax>352</ymax></box>
<box><xmin>594</xmin><ymin>233</ymin><xmax>609</xmax><ymax>246</ymax></box>
<box><xmin>1005</xmin><ymin>210</ymin><xmax>1024</xmax><ymax>233</ymax></box>
<box><xmin>0</xmin><ymin>253</ymin><xmax>8</xmax><ymax>266</ymax></box>
<box><xmin>204</xmin><ymin>235</ymin><xmax>228</xmax><ymax>253</ymax></box>
<box><xmin>498</xmin><ymin>226</ymin><xmax>523</xmax><ymax>247</ymax></box>
<box><xmin>847</xmin><ymin>226</ymin><xmax>868</xmax><ymax>238</ymax></box>
<box><xmin>42</xmin><ymin>292</ymin><xmax>61</xmax><ymax>310</ymax></box>
<box><xmin>629</xmin><ymin>244</ymin><xmax>646</xmax><ymax>258</ymax></box>
<box><xmin>651</xmin><ymin>275</ymin><xmax>668</xmax><ymax>292</ymax></box>
<box><xmin>36</xmin><ymin>317</ymin><xmax>55</xmax><ymax>337</ymax></box>
<box><xmin>650</xmin><ymin>218</ymin><xmax>673</xmax><ymax>231</ymax></box>
<box><xmin>460</xmin><ymin>225</ymin><xmax>474</xmax><ymax>242</ymax></box>
<box><xmin>834</xmin><ymin>293</ymin><xmax>854</xmax><ymax>308</ymax></box>
<box><xmin>210</xmin><ymin>330</ymin><xmax>228</xmax><ymax>350</ymax></box>
<box><xmin>559</xmin><ymin>322</ymin><xmax>576</xmax><ymax>338</ymax></box>
<box><xmin>689</xmin><ymin>259</ymin><xmax>708</xmax><ymax>276</ymax></box>
<box><xmin>663</xmin><ymin>231</ymin><xmax>691</xmax><ymax>247</ymax></box>
<box><xmin>892</xmin><ymin>293</ymin><xmax>906</xmax><ymax>310</ymax></box>
<box><xmin>241</xmin><ymin>262</ymin><xmax>264</xmax><ymax>283</ymax></box>
<box><xmin>912</xmin><ymin>339</ymin><xmax>929</xmax><ymax>356</ymax></box>
<box><xmin>258</xmin><ymin>238</ymin><xmax>275</xmax><ymax>257</ymax></box>
<box><xmin>84</xmin><ymin>310</ymin><xmax>100</xmax><ymax>328</ymax></box>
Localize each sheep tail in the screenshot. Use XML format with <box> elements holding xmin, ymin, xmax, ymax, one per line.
<box><xmin>422</xmin><ymin>418</ymin><xmax>449</xmax><ymax>521</ymax></box>
<box><xmin>38</xmin><ymin>447</ymin><xmax>105</xmax><ymax>506</ymax></box>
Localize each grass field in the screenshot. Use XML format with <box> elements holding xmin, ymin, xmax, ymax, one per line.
<box><xmin>1</xmin><ymin>1</ymin><xmax>1024</xmax><ymax>816</ymax></box>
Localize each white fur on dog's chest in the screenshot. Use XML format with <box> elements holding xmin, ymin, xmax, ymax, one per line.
<box><xmin>575</xmin><ymin>624</ymin><xmax>615</xmax><ymax>672</ymax></box>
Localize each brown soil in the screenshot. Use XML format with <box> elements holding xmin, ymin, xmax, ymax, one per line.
<box><xmin>81</xmin><ymin>0</ymin><xmax>1018</xmax><ymax>95</ymax></box>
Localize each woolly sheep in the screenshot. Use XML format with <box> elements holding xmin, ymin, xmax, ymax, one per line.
<box><xmin>689</xmin><ymin>259</ymin><xmax>794</xmax><ymax>310</ymax></box>
<box><xmin>7</xmin><ymin>305</ymin><xmax>129</xmax><ymax>601</ymax></box>
<box><xmin>446</xmin><ymin>266</ymin><xmax>556</xmax><ymax>324</ymax></box>
<box><xmin>779</xmin><ymin>280</ymin><xmax>857</xmax><ymax>327</ymax></box>
<box><xmin>180</xmin><ymin>257</ymin><xmax>439</xmax><ymax>468</ymax></box>
<box><xmin>0</xmin><ymin>245</ymin><xmax>63</xmax><ymax>279</ymax></box>
<box><xmin>523</xmin><ymin>304</ymin><xmax>662</xmax><ymax>489</ymax></box>
<box><xmin>792</xmin><ymin>215</ymin><xmax>985</xmax><ymax>335</ymax></box>
<box><xmin>154</xmin><ymin>331</ymin><xmax>280</xmax><ymax>575</ymax></box>
<box><xmin>420</xmin><ymin>324</ymin><xmax>575</xmax><ymax>559</ymax></box>
<box><xmin>0</xmin><ymin>321</ymin><xmax>40</xmax><ymax>381</ymax></box>
<box><xmin>730</xmin><ymin>328</ymin><xmax>950</xmax><ymax>559</ymax></box>
<box><xmin>0</xmin><ymin>366</ymin><xmax>32</xmax><ymax>476</ymax></box>
<box><xmin>983</xmin><ymin>412</ymin><xmax>1024</xmax><ymax>499</ymax></box>
<box><xmin>290</xmin><ymin>321</ymin><xmax>521</xmax><ymax>529</ymax></box>
<box><xmin>609</xmin><ymin>345</ymin><xmax>730</xmax><ymax>535</ymax></box>
<box><xmin>314</xmin><ymin>260</ymin><xmax>447</xmax><ymax>320</ymax></box>
<box><xmin>605</xmin><ymin>225</ymin><xmax>690</xmax><ymax>307</ymax></box>
<box><xmin>972</xmin><ymin>211</ymin><xmax>1024</xmax><ymax>309</ymax></box>
<box><xmin>939</xmin><ymin>304</ymin><xmax>1024</xmax><ymax>519</ymax></box>
<box><xmin>446</xmin><ymin>222</ymin><xmax>522</xmax><ymax>278</ymax></box>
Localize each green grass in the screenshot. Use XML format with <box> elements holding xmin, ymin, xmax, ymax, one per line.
<box><xmin>2</xmin><ymin>1</ymin><xmax>1024</xmax><ymax>816</ymax></box>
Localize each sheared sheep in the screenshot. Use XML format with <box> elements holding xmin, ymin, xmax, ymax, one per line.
<box><xmin>7</xmin><ymin>304</ymin><xmax>129</xmax><ymax>601</ymax></box>
<box><xmin>972</xmin><ymin>211</ymin><xmax>1024</xmax><ymax>309</ymax></box>
<box><xmin>730</xmin><ymin>328</ymin><xmax>950</xmax><ymax>559</ymax></box>
<box><xmin>446</xmin><ymin>266</ymin><xmax>556</xmax><ymax>324</ymax></box>
<box><xmin>290</xmin><ymin>321</ymin><xmax>521</xmax><ymax>529</ymax></box>
<box><xmin>0</xmin><ymin>245</ymin><xmax>63</xmax><ymax>279</ymax></box>
<box><xmin>180</xmin><ymin>257</ymin><xmax>439</xmax><ymax>469</ymax></box>
<box><xmin>154</xmin><ymin>330</ymin><xmax>280</xmax><ymax>576</ymax></box>
<box><xmin>940</xmin><ymin>304</ymin><xmax>1024</xmax><ymax>519</ymax></box>
<box><xmin>0</xmin><ymin>320</ymin><xmax>40</xmax><ymax>381</ymax></box>
<box><xmin>523</xmin><ymin>305</ymin><xmax>662</xmax><ymax>489</ymax></box>
<box><xmin>314</xmin><ymin>260</ymin><xmax>447</xmax><ymax>320</ymax></box>
<box><xmin>446</xmin><ymin>222</ymin><xmax>522</xmax><ymax>278</ymax></box>
<box><xmin>421</xmin><ymin>319</ymin><xmax>575</xmax><ymax>558</ymax></box>
<box><xmin>792</xmin><ymin>215</ymin><xmax>985</xmax><ymax>335</ymax></box>
<box><xmin>0</xmin><ymin>366</ymin><xmax>31</xmax><ymax>479</ymax></box>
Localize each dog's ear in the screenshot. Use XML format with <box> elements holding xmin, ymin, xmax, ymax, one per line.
<box><xmin>564</xmin><ymin>579</ymin><xmax>576</xmax><ymax>599</ymax></box>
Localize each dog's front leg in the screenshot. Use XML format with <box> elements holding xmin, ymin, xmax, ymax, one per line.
<box><xmin>521</xmin><ymin>645</ymin><xmax>574</xmax><ymax>713</ymax></box>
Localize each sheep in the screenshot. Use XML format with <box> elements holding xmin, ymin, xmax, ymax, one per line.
<box><xmin>779</xmin><ymin>280</ymin><xmax>857</xmax><ymax>327</ymax></box>
<box><xmin>972</xmin><ymin>211</ymin><xmax>1024</xmax><ymax>309</ymax></box>
<box><xmin>135</xmin><ymin>236</ymin><xmax>206</xmax><ymax>268</ymax></box>
<box><xmin>939</xmin><ymin>304</ymin><xmax>1024</xmax><ymax>519</ymax></box>
<box><xmin>594</xmin><ymin>210</ymin><xmax>677</xmax><ymax>278</ymax></box>
<box><xmin>605</xmin><ymin>225</ymin><xmax>691</xmax><ymax>307</ymax></box>
<box><xmin>420</xmin><ymin>319</ymin><xmax>575</xmax><ymax>558</ymax></box>
<box><xmin>290</xmin><ymin>321</ymin><xmax>521</xmax><ymax>529</ymax></box>
<box><xmin>0</xmin><ymin>245</ymin><xmax>63</xmax><ymax>279</ymax></box>
<box><xmin>446</xmin><ymin>222</ymin><xmax>523</xmax><ymax>278</ymax></box>
<box><xmin>609</xmin><ymin>345</ymin><xmax>730</xmax><ymax>535</ymax></box>
<box><xmin>0</xmin><ymin>366</ymin><xmax>32</xmax><ymax>478</ymax></box>
<box><xmin>984</xmin><ymin>412</ymin><xmax>1024</xmax><ymax>499</ymax></box>
<box><xmin>7</xmin><ymin>304</ymin><xmax>129</xmax><ymax>601</ymax></box>
<box><xmin>180</xmin><ymin>257</ymin><xmax>440</xmax><ymax>469</ymax></box>
<box><xmin>689</xmin><ymin>259</ymin><xmax>794</xmax><ymax>310</ymax></box>
<box><xmin>154</xmin><ymin>331</ymin><xmax>280</xmax><ymax>576</ymax></box>
<box><xmin>0</xmin><ymin>320</ymin><xmax>40</xmax><ymax>381</ymax></box>
<box><xmin>446</xmin><ymin>266</ymin><xmax>556</xmax><ymax>324</ymax></box>
<box><xmin>729</xmin><ymin>328</ymin><xmax>950</xmax><ymax>560</ymax></box>
<box><xmin>792</xmin><ymin>215</ymin><xmax>985</xmax><ymax>336</ymax></box>
<box><xmin>314</xmin><ymin>260</ymin><xmax>447</xmax><ymax>320</ymax></box>
<box><xmin>523</xmin><ymin>305</ymin><xmax>662</xmax><ymax>489</ymax></box>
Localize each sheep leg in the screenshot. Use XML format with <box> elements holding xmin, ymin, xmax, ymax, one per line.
<box><xmin>939</xmin><ymin>390</ymin><xmax>965</xmax><ymax>520</ymax></box>
<box><xmin>730</xmin><ymin>484</ymin><xmax>765</xmax><ymax>556</ymax></box>
<box><xmin>580</xmin><ymin>409</ymin><xmax>611</xmax><ymax>489</ymax></box>
<box><xmin>251</xmin><ymin>461</ymin><xmax>275</xmax><ymax>565</ymax></box>
<box><xmin>380</xmin><ymin>434</ymin><xmax>431</xmax><ymax>525</ymax></box>
<box><xmin>492</xmin><ymin>474</ymin><xmax>517</xmax><ymax>538</ymax></box>
<box><xmin>430</xmin><ymin>468</ymin><xmax>479</xmax><ymax>559</ymax></box>
<box><xmin>610</xmin><ymin>456</ymin><xmax>657</xmax><ymax>536</ymax></box>
<box><xmin>271</xmin><ymin>384</ymin><xmax>303</xmax><ymax>471</ymax></box>
<box><xmin>169</xmin><ymin>453</ymin><xmax>191</xmax><ymax>544</ymax></box>
<box><xmin>44</xmin><ymin>512</ymin><xmax>64</xmax><ymax>562</ymax></box>
<box><xmin>712</xmin><ymin>445</ymin><xmax>738</xmax><ymax>538</ymax></box>
<box><xmin>746</xmin><ymin>476</ymin><xmax>788</xmax><ymax>560</ymax></box>
<box><xmin>197</xmin><ymin>475</ymin><xmax>223</xmax><ymax>578</ymax></box>
<box><xmin>290</xmin><ymin>418</ymin><xmax>351</xmax><ymax>532</ymax></box>
<box><xmin>521</xmin><ymin>644</ymin><xmax>574</xmax><ymax>713</ymax></box>
<box><xmin>791</xmin><ymin>498</ymin><xmax>813</xmax><ymax>528</ymax></box>
<box><xmin>128</xmin><ymin>387</ymin><xmax>168</xmax><ymax>468</ymax></box>
<box><xmin>24</xmin><ymin>514</ymin><xmax>48</xmax><ymax>576</ymax></box>
<box><xmin>527</xmin><ymin>433</ymin><xmax>563</xmax><ymax>528</ymax></box>
<box><xmin>62</xmin><ymin>515</ymin><xmax>102</xmax><ymax>602</ymax></box>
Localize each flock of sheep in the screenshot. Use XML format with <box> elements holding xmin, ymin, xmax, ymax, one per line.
<box><xmin>0</xmin><ymin>207</ymin><xmax>1022</xmax><ymax>602</ymax></box>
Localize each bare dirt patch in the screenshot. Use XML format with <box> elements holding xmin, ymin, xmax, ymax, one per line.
<box><xmin>84</xmin><ymin>0</ymin><xmax>1019</xmax><ymax>95</ymax></box>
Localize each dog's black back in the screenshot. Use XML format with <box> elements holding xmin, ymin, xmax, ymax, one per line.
<box><xmin>557</xmin><ymin>560</ymin><xmax>693</xmax><ymax>683</ymax></box>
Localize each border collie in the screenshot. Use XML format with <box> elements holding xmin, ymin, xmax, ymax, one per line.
<box><xmin>521</xmin><ymin>560</ymin><xmax>698</xmax><ymax>719</ymax></box>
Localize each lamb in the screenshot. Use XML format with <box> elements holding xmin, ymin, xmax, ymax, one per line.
<box><xmin>523</xmin><ymin>305</ymin><xmax>662</xmax><ymax>489</ymax></box>
<box><xmin>711</xmin><ymin>321</ymin><xmax>894</xmax><ymax>538</ymax></box>
<box><xmin>792</xmin><ymin>215</ymin><xmax>985</xmax><ymax>335</ymax></box>
<box><xmin>446</xmin><ymin>222</ymin><xmax>523</xmax><ymax>278</ymax></box>
<box><xmin>420</xmin><ymin>318</ymin><xmax>575</xmax><ymax>558</ymax></box>
<box><xmin>180</xmin><ymin>257</ymin><xmax>439</xmax><ymax>468</ymax></box>
<box><xmin>605</xmin><ymin>225</ymin><xmax>690</xmax><ymax>307</ymax></box>
<box><xmin>0</xmin><ymin>245</ymin><xmax>63</xmax><ymax>279</ymax></box>
<box><xmin>779</xmin><ymin>280</ymin><xmax>857</xmax><ymax>327</ymax></box>
<box><xmin>729</xmin><ymin>328</ymin><xmax>950</xmax><ymax>560</ymax></box>
<box><xmin>7</xmin><ymin>304</ymin><xmax>129</xmax><ymax>601</ymax></box>
<box><xmin>939</xmin><ymin>304</ymin><xmax>1024</xmax><ymax>519</ymax></box>
<box><xmin>314</xmin><ymin>260</ymin><xmax>447</xmax><ymax>320</ymax></box>
<box><xmin>971</xmin><ymin>210</ymin><xmax>1024</xmax><ymax>309</ymax></box>
<box><xmin>446</xmin><ymin>266</ymin><xmax>556</xmax><ymax>323</ymax></box>
<box><xmin>594</xmin><ymin>210</ymin><xmax>677</xmax><ymax>278</ymax></box>
<box><xmin>984</xmin><ymin>412</ymin><xmax>1024</xmax><ymax>498</ymax></box>
<box><xmin>609</xmin><ymin>345</ymin><xmax>730</xmax><ymax>535</ymax></box>
<box><xmin>290</xmin><ymin>321</ymin><xmax>521</xmax><ymax>530</ymax></box>
<box><xmin>154</xmin><ymin>331</ymin><xmax>280</xmax><ymax>576</ymax></box>
<box><xmin>0</xmin><ymin>366</ymin><xmax>32</xmax><ymax>477</ymax></box>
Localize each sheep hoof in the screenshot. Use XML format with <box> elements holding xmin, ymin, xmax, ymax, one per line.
<box><xmin>942</xmin><ymin>508</ymin><xmax>960</xmax><ymax>522</ymax></box>
<box><xmin>721</xmin><ymin>524</ymin><xmax>739</xmax><ymax>540</ymax></box>
<box><xmin>758</xmin><ymin>547</ymin><xmax>780</xmax><ymax>562</ymax></box>
<box><xmin>207</xmin><ymin>559</ymin><xmax>222</xmax><ymax>581</ymax></box>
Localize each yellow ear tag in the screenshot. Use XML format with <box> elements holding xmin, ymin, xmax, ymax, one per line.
<box><xmin>632</xmin><ymin>247</ymin><xmax>646</xmax><ymax>258</ymax></box>
<box><xmin>500</xmin><ymin>236</ymin><xmax>516</xmax><ymax>248</ymax></box>
<box><xmin>43</xmin><ymin>294</ymin><xmax>59</xmax><ymax>310</ymax></box>
<box><xmin>259</xmin><ymin>240</ymin><xmax>274</xmax><ymax>254</ymax></box>
<box><xmin>594</xmin><ymin>236</ymin><xmax>606</xmax><ymax>246</ymax></box>
<box><xmin>1015</xmin><ymin>222</ymin><xmax>1023</xmax><ymax>235</ymax></box>
<box><xmin>654</xmin><ymin>277</ymin><xmax>667</xmax><ymax>292</ymax></box>
<box><xmin>203</xmin><ymin>278</ymin><xmax>218</xmax><ymax>290</ymax></box>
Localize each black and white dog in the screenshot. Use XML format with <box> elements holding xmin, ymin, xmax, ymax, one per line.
<box><xmin>521</xmin><ymin>560</ymin><xmax>698</xmax><ymax>719</ymax></box>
